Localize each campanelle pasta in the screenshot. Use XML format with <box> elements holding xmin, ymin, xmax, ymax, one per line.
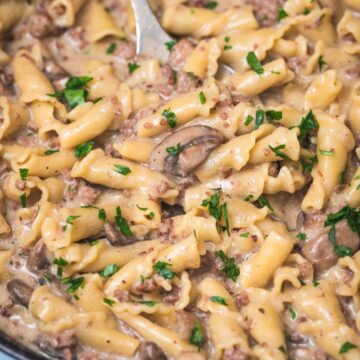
<box><xmin>0</xmin><ymin>0</ymin><xmax>360</xmax><ymax>359</ymax></box>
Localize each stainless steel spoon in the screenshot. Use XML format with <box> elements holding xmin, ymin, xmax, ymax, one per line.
<box><xmin>130</xmin><ymin>0</ymin><xmax>234</xmax><ymax>77</ymax></box>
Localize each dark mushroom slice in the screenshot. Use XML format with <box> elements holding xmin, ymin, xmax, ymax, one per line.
<box><xmin>104</xmin><ymin>223</ymin><xmax>144</xmax><ymax>246</ymax></box>
<box><xmin>136</xmin><ymin>341</ymin><xmax>168</xmax><ymax>360</ymax></box>
<box><xmin>6</xmin><ymin>279</ymin><xmax>33</xmax><ymax>307</ymax></box>
<box><xmin>161</xmin><ymin>202</ymin><xmax>185</xmax><ymax>219</ymax></box>
<box><xmin>26</xmin><ymin>240</ymin><xmax>50</xmax><ymax>274</ymax></box>
<box><xmin>149</xmin><ymin>125</ymin><xmax>224</xmax><ymax>177</ymax></box>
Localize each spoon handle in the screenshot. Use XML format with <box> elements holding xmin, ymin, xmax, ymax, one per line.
<box><xmin>130</xmin><ymin>0</ymin><xmax>173</xmax><ymax>64</ymax></box>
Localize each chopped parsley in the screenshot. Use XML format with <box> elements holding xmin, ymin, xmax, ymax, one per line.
<box><xmin>303</xmin><ymin>7</ymin><xmax>310</xmax><ymax>14</ymax></box>
<box><xmin>296</xmin><ymin>233</ymin><xmax>306</xmax><ymax>241</ymax></box>
<box><xmin>329</xmin><ymin>224</ymin><xmax>353</xmax><ymax>257</ymax></box>
<box><xmin>61</xmin><ymin>276</ymin><xmax>84</xmax><ymax>293</ymax></box>
<box><xmin>66</xmin><ymin>215</ymin><xmax>80</xmax><ymax>225</ymax></box>
<box><xmin>278</xmin><ymin>8</ymin><xmax>288</xmax><ymax>20</ymax></box>
<box><xmin>201</xmin><ymin>190</ymin><xmax>230</xmax><ymax>235</ymax></box>
<box><xmin>115</xmin><ymin>206</ymin><xmax>133</xmax><ymax>236</ymax></box>
<box><xmin>269</xmin><ymin>144</ymin><xmax>290</xmax><ymax>159</ymax></box>
<box><xmin>320</xmin><ymin>149</ymin><xmax>334</xmax><ymax>156</ymax></box>
<box><xmin>210</xmin><ymin>296</ymin><xmax>228</xmax><ymax>306</ymax></box>
<box><xmin>166</xmin><ymin>143</ymin><xmax>183</xmax><ymax>156</ymax></box>
<box><xmin>256</xmin><ymin>195</ymin><xmax>273</xmax><ymax>211</ymax></box>
<box><xmin>146</xmin><ymin>212</ymin><xmax>155</xmax><ymax>220</ymax></box>
<box><xmin>297</xmin><ymin>110</ymin><xmax>318</xmax><ymax>141</ymax></box>
<box><xmin>290</xmin><ymin>308</ymin><xmax>297</xmax><ymax>320</ymax></box>
<box><xmin>20</xmin><ymin>193</ymin><xmax>27</xmax><ymax>208</ymax></box>
<box><xmin>48</xmin><ymin>76</ymin><xmax>93</xmax><ymax>109</ymax></box>
<box><xmin>53</xmin><ymin>257</ymin><xmax>69</xmax><ymax>277</ymax></box>
<box><xmin>89</xmin><ymin>239</ymin><xmax>100</xmax><ymax>246</ymax></box>
<box><xmin>162</xmin><ymin>108</ymin><xmax>177</xmax><ymax>128</ymax></box>
<box><xmin>339</xmin><ymin>171</ymin><xmax>345</xmax><ymax>184</ymax></box>
<box><xmin>19</xmin><ymin>168</ymin><xmax>28</xmax><ymax>181</ymax></box>
<box><xmin>74</xmin><ymin>141</ymin><xmax>94</xmax><ymax>158</ymax></box>
<box><xmin>190</xmin><ymin>323</ymin><xmax>204</xmax><ymax>350</ymax></box>
<box><xmin>266</xmin><ymin>110</ymin><xmax>282</xmax><ymax>122</ymax></box>
<box><xmin>99</xmin><ymin>264</ymin><xmax>119</xmax><ymax>277</ymax></box>
<box><xmin>240</xmin><ymin>232</ymin><xmax>249</xmax><ymax>237</ymax></box>
<box><xmin>199</xmin><ymin>91</ymin><xmax>206</xmax><ymax>104</ymax></box>
<box><xmin>139</xmin><ymin>300</ymin><xmax>157</xmax><ymax>307</ymax></box>
<box><xmin>128</xmin><ymin>62</ymin><xmax>140</xmax><ymax>74</ymax></box>
<box><xmin>245</xmin><ymin>114</ymin><xmax>254</xmax><ymax>126</ymax></box>
<box><xmin>103</xmin><ymin>298</ymin><xmax>115</xmax><ymax>306</ymax></box>
<box><xmin>278</xmin><ymin>345</ymin><xmax>286</xmax><ymax>354</ymax></box>
<box><xmin>224</xmin><ymin>45</ymin><xmax>232</xmax><ymax>50</ymax></box>
<box><xmin>214</xmin><ymin>250</ymin><xmax>240</xmax><ymax>282</ymax></box>
<box><xmin>313</xmin><ymin>280</ymin><xmax>320</xmax><ymax>287</ymax></box>
<box><xmin>106</xmin><ymin>42</ymin><xmax>117</xmax><ymax>54</ymax></box>
<box><xmin>81</xmin><ymin>205</ymin><xmax>106</xmax><ymax>221</ymax></box>
<box><xmin>153</xmin><ymin>261</ymin><xmax>175</xmax><ymax>280</ymax></box>
<box><xmin>254</xmin><ymin>109</ymin><xmax>265</xmax><ymax>129</ymax></box>
<box><xmin>244</xmin><ymin>194</ymin><xmax>254</xmax><ymax>202</ymax></box>
<box><xmin>165</xmin><ymin>40</ymin><xmax>177</xmax><ymax>52</ymax></box>
<box><xmin>339</xmin><ymin>342</ymin><xmax>357</xmax><ymax>354</ymax></box>
<box><xmin>113</xmin><ymin>164</ymin><xmax>131</xmax><ymax>175</ymax></box>
<box><xmin>206</xmin><ymin>1</ymin><xmax>218</xmax><ymax>9</ymax></box>
<box><xmin>301</xmin><ymin>155</ymin><xmax>318</xmax><ymax>172</ymax></box>
<box><xmin>318</xmin><ymin>55</ymin><xmax>327</xmax><ymax>71</ymax></box>
<box><xmin>44</xmin><ymin>149</ymin><xmax>59</xmax><ymax>156</ymax></box>
<box><xmin>246</xmin><ymin>51</ymin><xmax>264</xmax><ymax>75</ymax></box>
<box><xmin>136</xmin><ymin>205</ymin><xmax>148</xmax><ymax>211</ymax></box>
<box><xmin>224</xmin><ymin>36</ymin><xmax>230</xmax><ymax>43</ymax></box>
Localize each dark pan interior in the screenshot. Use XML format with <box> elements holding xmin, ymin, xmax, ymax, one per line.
<box><xmin>0</xmin><ymin>330</ymin><xmax>48</xmax><ymax>360</ymax></box>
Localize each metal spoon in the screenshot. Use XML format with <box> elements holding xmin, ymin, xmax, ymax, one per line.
<box><xmin>129</xmin><ymin>0</ymin><xmax>234</xmax><ymax>77</ymax></box>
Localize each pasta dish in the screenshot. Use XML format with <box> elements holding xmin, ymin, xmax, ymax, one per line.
<box><xmin>0</xmin><ymin>0</ymin><xmax>360</xmax><ymax>359</ymax></box>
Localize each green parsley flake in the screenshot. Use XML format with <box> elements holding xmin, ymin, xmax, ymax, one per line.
<box><xmin>339</xmin><ymin>342</ymin><xmax>357</xmax><ymax>354</ymax></box>
<box><xmin>166</xmin><ymin>143</ymin><xmax>183</xmax><ymax>156</ymax></box>
<box><xmin>114</xmin><ymin>164</ymin><xmax>131</xmax><ymax>175</ymax></box>
<box><xmin>98</xmin><ymin>208</ymin><xmax>106</xmax><ymax>221</ymax></box>
<box><xmin>296</xmin><ymin>233</ymin><xmax>306</xmax><ymax>241</ymax></box>
<box><xmin>53</xmin><ymin>257</ymin><xmax>68</xmax><ymax>277</ymax></box>
<box><xmin>66</xmin><ymin>215</ymin><xmax>80</xmax><ymax>225</ymax></box>
<box><xmin>244</xmin><ymin>194</ymin><xmax>254</xmax><ymax>202</ymax></box>
<box><xmin>313</xmin><ymin>280</ymin><xmax>320</xmax><ymax>287</ymax></box>
<box><xmin>162</xmin><ymin>108</ymin><xmax>177</xmax><ymax>128</ymax></box>
<box><xmin>190</xmin><ymin>323</ymin><xmax>204</xmax><ymax>350</ymax></box>
<box><xmin>224</xmin><ymin>36</ymin><xmax>230</xmax><ymax>43</ymax></box>
<box><xmin>19</xmin><ymin>168</ymin><xmax>28</xmax><ymax>181</ymax></box>
<box><xmin>89</xmin><ymin>239</ymin><xmax>100</xmax><ymax>246</ymax></box>
<box><xmin>329</xmin><ymin>224</ymin><xmax>352</xmax><ymax>257</ymax></box>
<box><xmin>269</xmin><ymin>144</ymin><xmax>290</xmax><ymax>159</ymax></box>
<box><xmin>128</xmin><ymin>62</ymin><xmax>140</xmax><ymax>74</ymax></box>
<box><xmin>290</xmin><ymin>308</ymin><xmax>297</xmax><ymax>320</ymax></box>
<box><xmin>99</xmin><ymin>264</ymin><xmax>119</xmax><ymax>277</ymax></box>
<box><xmin>254</xmin><ymin>109</ymin><xmax>265</xmax><ymax>129</ymax></box>
<box><xmin>153</xmin><ymin>261</ymin><xmax>175</xmax><ymax>279</ymax></box>
<box><xmin>298</xmin><ymin>110</ymin><xmax>318</xmax><ymax>141</ymax></box>
<box><xmin>44</xmin><ymin>149</ymin><xmax>60</xmax><ymax>156</ymax></box>
<box><xmin>278</xmin><ymin>345</ymin><xmax>286</xmax><ymax>354</ymax></box>
<box><xmin>240</xmin><ymin>232</ymin><xmax>249</xmax><ymax>238</ymax></box>
<box><xmin>75</xmin><ymin>141</ymin><xmax>94</xmax><ymax>158</ymax></box>
<box><xmin>246</xmin><ymin>51</ymin><xmax>264</xmax><ymax>75</ymax></box>
<box><xmin>146</xmin><ymin>212</ymin><xmax>155</xmax><ymax>220</ymax></box>
<box><xmin>301</xmin><ymin>155</ymin><xmax>318</xmax><ymax>172</ymax></box>
<box><xmin>106</xmin><ymin>42</ymin><xmax>117</xmax><ymax>54</ymax></box>
<box><xmin>318</xmin><ymin>55</ymin><xmax>327</xmax><ymax>71</ymax></box>
<box><xmin>103</xmin><ymin>298</ymin><xmax>115</xmax><ymax>306</ymax></box>
<box><xmin>61</xmin><ymin>276</ymin><xmax>84</xmax><ymax>293</ymax></box>
<box><xmin>278</xmin><ymin>8</ymin><xmax>288</xmax><ymax>20</ymax></box>
<box><xmin>303</xmin><ymin>7</ymin><xmax>310</xmax><ymax>14</ymax></box>
<box><xmin>136</xmin><ymin>205</ymin><xmax>148</xmax><ymax>211</ymax></box>
<box><xmin>139</xmin><ymin>300</ymin><xmax>157</xmax><ymax>307</ymax></box>
<box><xmin>115</xmin><ymin>206</ymin><xmax>133</xmax><ymax>236</ymax></box>
<box><xmin>320</xmin><ymin>149</ymin><xmax>334</xmax><ymax>156</ymax></box>
<box><xmin>210</xmin><ymin>295</ymin><xmax>228</xmax><ymax>306</ymax></box>
<box><xmin>214</xmin><ymin>250</ymin><xmax>240</xmax><ymax>282</ymax></box>
<box><xmin>165</xmin><ymin>40</ymin><xmax>177</xmax><ymax>52</ymax></box>
<box><xmin>20</xmin><ymin>193</ymin><xmax>27</xmax><ymax>208</ymax></box>
<box><xmin>199</xmin><ymin>91</ymin><xmax>206</xmax><ymax>104</ymax></box>
<box><xmin>224</xmin><ymin>45</ymin><xmax>232</xmax><ymax>50</ymax></box>
<box><xmin>266</xmin><ymin>110</ymin><xmax>282</xmax><ymax>122</ymax></box>
<box><xmin>245</xmin><ymin>114</ymin><xmax>254</xmax><ymax>126</ymax></box>
<box><xmin>256</xmin><ymin>195</ymin><xmax>273</xmax><ymax>211</ymax></box>
<box><xmin>206</xmin><ymin>1</ymin><xmax>218</xmax><ymax>9</ymax></box>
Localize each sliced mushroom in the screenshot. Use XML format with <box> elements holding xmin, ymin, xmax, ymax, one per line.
<box><xmin>149</xmin><ymin>125</ymin><xmax>224</xmax><ymax>177</ymax></box>
<box><xmin>27</xmin><ymin>240</ymin><xmax>50</xmax><ymax>274</ymax></box>
<box><xmin>136</xmin><ymin>341</ymin><xmax>168</xmax><ymax>360</ymax></box>
<box><xmin>161</xmin><ymin>202</ymin><xmax>185</xmax><ymax>219</ymax></box>
<box><xmin>6</xmin><ymin>279</ymin><xmax>33</xmax><ymax>307</ymax></box>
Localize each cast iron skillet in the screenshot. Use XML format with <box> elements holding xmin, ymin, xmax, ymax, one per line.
<box><xmin>0</xmin><ymin>330</ymin><xmax>48</xmax><ymax>360</ymax></box>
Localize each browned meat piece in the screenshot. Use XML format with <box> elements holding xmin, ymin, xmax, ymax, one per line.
<box><xmin>44</xmin><ymin>59</ymin><xmax>68</xmax><ymax>81</ymax></box>
<box><xmin>104</xmin><ymin>222</ymin><xmax>143</xmax><ymax>246</ymax></box>
<box><xmin>157</xmin><ymin>218</ymin><xmax>175</xmax><ymax>243</ymax></box>
<box><xmin>6</xmin><ymin>279</ymin><xmax>33</xmax><ymax>307</ymax></box>
<box><xmin>0</xmin><ymin>69</ymin><xmax>14</xmax><ymax>95</ymax></box>
<box><xmin>234</xmin><ymin>291</ymin><xmax>250</xmax><ymax>308</ymax></box>
<box><xmin>29</xmin><ymin>14</ymin><xmax>58</xmax><ymax>38</ymax></box>
<box><xmin>78</xmin><ymin>184</ymin><xmax>102</xmax><ymax>206</ymax></box>
<box><xmin>114</xmin><ymin>289</ymin><xmax>131</xmax><ymax>302</ymax></box>
<box><xmin>346</xmin><ymin>63</ymin><xmax>360</xmax><ymax>79</ymax></box>
<box><xmin>149</xmin><ymin>126</ymin><xmax>224</xmax><ymax>177</ymax></box>
<box><xmin>66</xmin><ymin>26</ymin><xmax>88</xmax><ymax>49</ymax></box>
<box><xmin>114</xmin><ymin>41</ymin><xmax>136</xmax><ymax>60</ymax></box>
<box><xmin>26</xmin><ymin>240</ymin><xmax>49</xmax><ymax>274</ymax></box>
<box><xmin>287</xmin><ymin>57</ymin><xmax>308</xmax><ymax>72</ymax></box>
<box><xmin>176</xmin><ymin>70</ymin><xmax>199</xmax><ymax>94</ymax></box>
<box><xmin>169</xmin><ymin>39</ymin><xmax>194</xmax><ymax>71</ymax></box>
<box><xmin>175</xmin><ymin>310</ymin><xmax>197</xmax><ymax>340</ymax></box>
<box><xmin>245</xmin><ymin>0</ymin><xmax>284</xmax><ymax>27</ymax></box>
<box><xmin>189</xmin><ymin>251</ymin><xmax>224</xmax><ymax>278</ymax></box>
<box><xmin>135</xmin><ymin>277</ymin><xmax>158</xmax><ymax>293</ymax></box>
<box><xmin>37</xmin><ymin>329</ymin><xmax>77</xmax><ymax>360</ymax></box>
<box><xmin>223</xmin><ymin>346</ymin><xmax>249</xmax><ymax>360</ymax></box>
<box><xmin>161</xmin><ymin>203</ymin><xmax>185</xmax><ymax>219</ymax></box>
<box><xmin>0</xmin><ymin>298</ymin><xmax>14</xmax><ymax>318</ymax></box>
<box><xmin>338</xmin><ymin>296</ymin><xmax>356</xmax><ymax>329</ymax></box>
<box><xmin>136</xmin><ymin>342</ymin><xmax>168</xmax><ymax>360</ymax></box>
<box><xmin>161</xmin><ymin>286</ymin><xmax>180</xmax><ymax>305</ymax></box>
<box><xmin>161</xmin><ymin>65</ymin><xmax>176</xmax><ymax>86</ymax></box>
<box><xmin>297</xmin><ymin>212</ymin><xmax>360</xmax><ymax>274</ymax></box>
<box><xmin>0</xmin><ymin>160</ymin><xmax>10</xmax><ymax>177</ymax></box>
<box><xmin>119</xmin><ymin>117</ymin><xmax>138</xmax><ymax>137</ymax></box>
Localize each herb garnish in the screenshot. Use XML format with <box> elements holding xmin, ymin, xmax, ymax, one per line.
<box><xmin>20</xmin><ymin>193</ymin><xmax>27</xmax><ymax>208</ymax></box>
<box><xmin>254</xmin><ymin>109</ymin><xmax>265</xmax><ymax>129</ymax></box>
<box><xmin>278</xmin><ymin>8</ymin><xmax>288</xmax><ymax>20</ymax></box>
<box><xmin>115</xmin><ymin>206</ymin><xmax>133</xmax><ymax>236</ymax></box>
<box><xmin>297</xmin><ymin>110</ymin><xmax>318</xmax><ymax>141</ymax></box>
<box><xmin>99</xmin><ymin>263</ymin><xmax>119</xmax><ymax>278</ymax></box>
<box><xmin>53</xmin><ymin>257</ymin><xmax>69</xmax><ymax>277</ymax></box>
<box><xmin>165</xmin><ymin>40</ymin><xmax>177</xmax><ymax>52</ymax></box>
<box><xmin>128</xmin><ymin>62</ymin><xmax>140</xmax><ymax>74</ymax></box>
<box><xmin>206</xmin><ymin>1</ymin><xmax>218</xmax><ymax>9</ymax></box>
<box><xmin>106</xmin><ymin>42</ymin><xmax>117</xmax><ymax>54</ymax></box>
<box><xmin>214</xmin><ymin>250</ymin><xmax>240</xmax><ymax>282</ymax></box>
<box><xmin>210</xmin><ymin>296</ymin><xmax>228</xmax><ymax>305</ymax></box>
<box><xmin>61</xmin><ymin>276</ymin><xmax>84</xmax><ymax>293</ymax></box>
<box><xmin>103</xmin><ymin>298</ymin><xmax>115</xmax><ymax>306</ymax></box>
<box><xmin>256</xmin><ymin>195</ymin><xmax>273</xmax><ymax>211</ymax></box>
<box><xmin>246</xmin><ymin>52</ymin><xmax>264</xmax><ymax>75</ymax></box>
<box><xmin>290</xmin><ymin>308</ymin><xmax>297</xmax><ymax>320</ymax></box>
<box><xmin>114</xmin><ymin>164</ymin><xmax>131</xmax><ymax>175</ymax></box>
<box><xmin>166</xmin><ymin>143</ymin><xmax>183</xmax><ymax>156</ymax></box>
<box><xmin>269</xmin><ymin>144</ymin><xmax>290</xmax><ymax>159</ymax></box>
<box><xmin>75</xmin><ymin>141</ymin><xmax>94</xmax><ymax>158</ymax></box>
<box><xmin>318</xmin><ymin>55</ymin><xmax>327</xmax><ymax>71</ymax></box>
<box><xmin>199</xmin><ymin>91</ymin><xmax>206</xmax><ymax>104</ymax></box>
<box><xmin>139</xmin><ymin>300</ymin><xmax>157</xmax><ymax>307</ymax></box>
<box><xmin>245</xmin><ymin>115</ymin><xmax>253</xmax><ymax>126</ymax></box>
<box><xmin>320</xmin><ymin>149</ymin><xmax>334</xmax><ymax>156</ymax></box>
<box><xmin>19</xmin><ymin>168</ymin><xmax>28</xmax><ymax>181</ymax></box>
<box><xmin>162</xmin><ymin>108</ymin><xmax>177</xmax><ymax>128</ymax></box>
<box><xmin>339</xmin><ymin>342</ymin><xmax>357</xmax><ymax>354</ymax></box>
<box><xmin>296</xmin><ymin>233</ymin><xmax>306</xmax><ymax>241</ymax></box>
<box><xmin>44</xmin><ymin>149</ymin><xmax>60</xmax><ymax>156</ymax></box>
<box><xmin>266</xmin><ymin>110</ymin><xmax>282</xmax><ymax>122</ymax></box>
<box><xmin>301</xmin><ymin>155</ymin><xmax>318</xmax><ymax>172</ymax></box>
<box><xmin>66</xmin><ymin>215</ymin><xmax>80</xmax><ymax>225</ymax></box>
<box><xmin>153</xmin><ymin>261</ymin><xmax>175</xmax><ymax>279</ymax></box>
